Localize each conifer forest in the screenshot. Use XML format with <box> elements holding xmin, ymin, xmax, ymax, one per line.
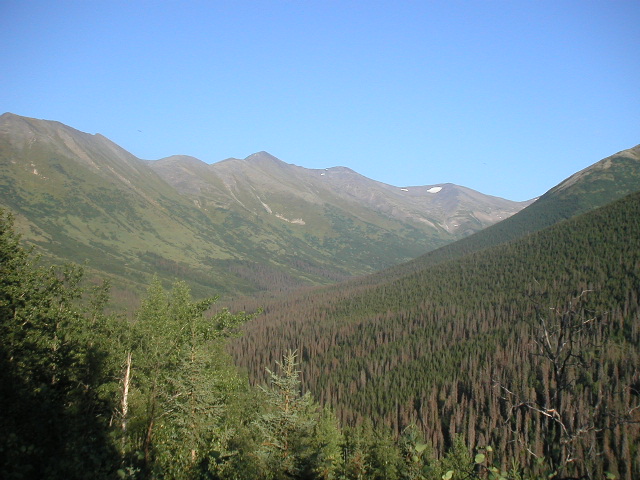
<box><xmin>1</xmin><ymin>191</ymin><xmax>639</xmax><ymax>479</ymax></box>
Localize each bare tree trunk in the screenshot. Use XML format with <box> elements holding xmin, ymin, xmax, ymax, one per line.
<box><xmin>145</xmin><ymin>417</ymin><xmax>155</xmax><ymax>466</ymax></box>
<box><xmin>121</xmin><ymin>351</ymin><xmax>132</xmax><ymax>454</ymax></box>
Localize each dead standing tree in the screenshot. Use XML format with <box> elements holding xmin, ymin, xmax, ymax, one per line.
<box><xmin>496</xmin><ymin>290</ymin><xmax>639</xmax><ymax>479</ymax></box>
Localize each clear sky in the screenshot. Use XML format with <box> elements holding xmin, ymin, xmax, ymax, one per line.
<box><xmin>1</xmin><ymin>1</ymin><xmax>638</xmax><ymax>201</ymax></box>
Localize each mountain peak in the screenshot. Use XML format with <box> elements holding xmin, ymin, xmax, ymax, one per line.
<box><xmin>244</xmin><ymin>151</ymin><xmax>283</xmax><ymax>163</ymax></box>
<box><xmin>155</xmin><ymin>155</ymin><xmax>207</xmax><ymax>167</ymax></box>
<box><xmin>1</xmin><ymin>112</ymin><xmax>89</xmax><ymax>137</ymax></box>
<box><xmin>326</xmin><ymin>166</ymin><xmax>358</xmax><ymax>175</ymax></box>
<box><xmin>8</xmin><ymin>113</ymin><xmax>634</xmax><ymax>301</ymax></box>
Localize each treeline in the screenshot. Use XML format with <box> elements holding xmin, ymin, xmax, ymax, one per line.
<box><xmin>230</xmin><ymin>191</ymin><xmax>640</xmax><ymax>479</ymax></box>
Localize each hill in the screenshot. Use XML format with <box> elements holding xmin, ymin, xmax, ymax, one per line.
<box><xmin>370</xmin><ymin>143</ymin><xmax>640</xmax><ymax>280</ymax></box>
<box><xmin>0</xmin><ymin>113</ymin><xmax>528</xmax><ymax>302</ymax></box>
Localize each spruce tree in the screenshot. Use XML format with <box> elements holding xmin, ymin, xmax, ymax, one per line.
<box><xmin>254</xmin><ymin>350</ymin><xmax>320</xmax><ymax>479</ymax></box>
<box><xmin>0</xmin><ymin>209</ymin><xmax>119</xmax><ymax>479</ymax></box>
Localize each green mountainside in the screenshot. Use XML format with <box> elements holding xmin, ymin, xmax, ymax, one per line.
<box><xmin>0</xmin><ymin>113</ymin><xmax>528</xmax><ymax>302</ymax></box>
<box><xmin>0</xmin><ymin>114</ymin><xmax>242</xmax><ymax>301</ymax></box>
<box><xmin>230</xmin><ymin>163</ymin><xmax>640</xmax><ymax>475</ymax></box>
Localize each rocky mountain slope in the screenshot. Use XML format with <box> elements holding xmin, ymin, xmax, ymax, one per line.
<box><xmin>0</xmin><ymin>113</ymin><xmax>529</xmax><ymax>300</ymax></box>
<box><xmin>148</xmin><ymin>152</ymin><xmax>524</xmax><ymax>238</ymax></box>
<box><xmin>370</xmin><ymin>142</ymin><xmax>640</xmax><ymax>281</ymax></box>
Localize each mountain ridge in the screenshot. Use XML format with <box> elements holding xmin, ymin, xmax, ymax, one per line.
<box><xmin>369</xmin><ymin>142</ymin><xmax>640</xmax><ymax>281</ymax></box>
<box><xmin>0</xmin><ymin>112</ymin><xmax>529</xmax><ymax>301</ymax></box>
<box><xmin>148</xmin><ymin>149</ymin><xmax>528</xmax><ymax>238</ymax></box>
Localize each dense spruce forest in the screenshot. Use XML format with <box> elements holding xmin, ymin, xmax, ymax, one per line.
<box><xmin>1</xmin><ymin>192</ymin><xmax>639</xmax><ymax>479</ymax></box>
<box><xmin>230</xmin><ymin>190</ymin><xmax>640</xmax><ymax>479</ymax></box>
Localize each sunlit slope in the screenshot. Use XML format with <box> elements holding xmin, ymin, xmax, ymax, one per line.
<box><xmin>0</xmin><ymin>114</ymin><xmax>256</xmax><ymax>297</ymax></box>
<box><xmin>0</xmin><ymin>113</ymin><xmax>528</xmax><ymax>300</ymax></box>
<box><xmin>147</xmin><ymin>151</ymin><xmax>530</xmax><ymax>273</ymax></box>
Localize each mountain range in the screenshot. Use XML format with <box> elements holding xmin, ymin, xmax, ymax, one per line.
<box><xmin>0</xmin><ymin>112</ymin><xmax>530</xmax><ymax>301</ymax></box>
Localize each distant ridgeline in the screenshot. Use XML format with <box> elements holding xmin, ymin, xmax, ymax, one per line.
<box><xmin>0</xmin><ymin>112</ymin><xmax>530</xmax><ymax>305</ymax></box>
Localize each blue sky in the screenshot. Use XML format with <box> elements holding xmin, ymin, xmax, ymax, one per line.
<box><xmin>1</xmin><ymin>1</ymin><xmax>638</xmax><ymax>201</ymax></box>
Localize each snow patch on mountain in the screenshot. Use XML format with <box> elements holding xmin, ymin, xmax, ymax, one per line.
<box><xmin>275</xmin><ymin>214</ymin><xmax>305</xmax><ymax>225</ymax></box>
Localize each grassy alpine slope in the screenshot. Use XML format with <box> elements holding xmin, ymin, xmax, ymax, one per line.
<box><xmin>0</xmin><ymin>113</ymin><xmax>528</xmax><ymax>304</ymax></box>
